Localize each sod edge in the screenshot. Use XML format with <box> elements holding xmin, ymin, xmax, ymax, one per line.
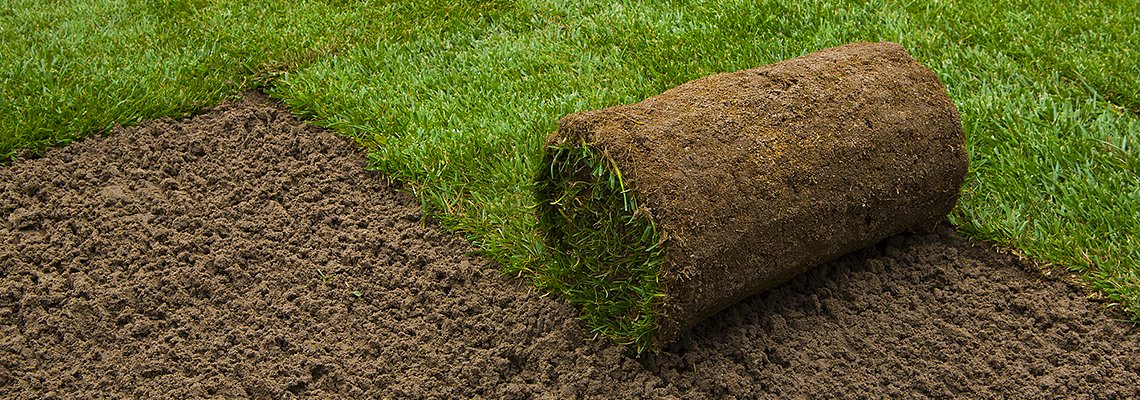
<box><xmin>535</xmin><ymin>142</ymin><xmax>667</xmax><ymax>353</ymax></box>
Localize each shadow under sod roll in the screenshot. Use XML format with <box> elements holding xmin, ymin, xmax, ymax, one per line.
<box><xmin>535</xmin><ymin>42</ymin><xmax>967</xmax><ymax>352</ymax></box>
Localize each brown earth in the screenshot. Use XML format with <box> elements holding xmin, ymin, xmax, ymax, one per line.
<box><xmin>546</xmin><ymin>42</ymin><xmax>969</xmax><ymax>345</ymax></box>
<box><xmin>1</xmin><ymin>93</ymin><xmax>1137</xmax><ymax>398</ymax></box>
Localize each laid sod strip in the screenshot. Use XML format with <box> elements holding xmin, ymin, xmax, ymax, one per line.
<box><xmin>535</xmin><ymin>145</ymin><xmax>666</xmax><ymax>352</ymax></box>
<box><xmin>535</xmin><ymin>42</ymin><xmax>968</xmax><ymax>350</ymax></box>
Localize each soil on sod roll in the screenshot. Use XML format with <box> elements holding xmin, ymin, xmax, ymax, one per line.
<box><xmin>1</xmin><ymin>93</ymin><xmax>1137</xmax><ymax>398</ymax></box>
<box><xmin>538</xmin><ymin>42</ymin><xmax>967</xmax><ymax>350</ymax></box>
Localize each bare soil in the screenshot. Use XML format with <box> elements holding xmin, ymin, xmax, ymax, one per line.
<box><xmin>2</xmin><ymin>93</ymin><xmax>1137</xmax><ymax>399</ymax></box>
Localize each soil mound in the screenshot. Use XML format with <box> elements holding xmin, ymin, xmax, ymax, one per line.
<box><xmin>1</xmin><ymin>94</ymin><xmax>1137</xmax><ymax>398</ymax></box>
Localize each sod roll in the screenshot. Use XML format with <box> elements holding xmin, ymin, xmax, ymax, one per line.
<box><xmin>535</xmin><ymin>42</ymin><xmax>967</xmax><ymax>351</ymax></box>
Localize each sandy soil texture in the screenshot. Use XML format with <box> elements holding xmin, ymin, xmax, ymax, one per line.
<box><xmin>1</xmin><ymin>94</ymin><xmax>1137</xmax><ymax>399</ymax></box>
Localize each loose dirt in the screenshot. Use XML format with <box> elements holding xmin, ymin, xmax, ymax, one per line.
<box><xmin>2</xmin><ymin>93</ymin><xmax>1137</xmax><ymax>399</ymax></box>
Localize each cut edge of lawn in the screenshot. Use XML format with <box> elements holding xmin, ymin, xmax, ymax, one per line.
<box><xmin>967</xmin><ymin>235</ymin><xmax>1140</xmax><ymax>325</ymax></box>
<box><xmin>0</xmin><ymin>90</ymin><xmax>244</xmax><ymax>163</ymax></box>
<box><xmin>952</xmin><ymin>215</ymin><xmax>1140</xmax><ymax>324</ymax></box>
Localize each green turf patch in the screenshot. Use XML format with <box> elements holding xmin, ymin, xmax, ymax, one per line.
<box><xmin>534</xmin><ymin>142</ymin><xmax>666</xmax><ymax>353</ymax></box>
<box><xmin>0</xmin><ymin>0</ymin><xmax>499</xmax><ymax>161</ymax></box>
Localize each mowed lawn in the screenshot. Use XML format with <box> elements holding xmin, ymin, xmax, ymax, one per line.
<box><xmin>2</xmin><ymin>0</ymin><xmax>1137</xmax><ymax>326</ymax></box>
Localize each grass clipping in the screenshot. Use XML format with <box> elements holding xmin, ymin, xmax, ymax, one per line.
<box><xmin>533</xmin><ymin>42</ymin><xmax>968</xmax><ymax>353</ymax></box>
<box><xmin>535</xmin><ymin>144</ymin><xmax>666</xmax><ymax>353</ymax></box>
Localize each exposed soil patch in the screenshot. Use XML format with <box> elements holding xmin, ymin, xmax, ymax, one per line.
<box><xmin>2</xmin><ymin>93</ymin><xmax>1137</xmax><ymax>398</ymax></box>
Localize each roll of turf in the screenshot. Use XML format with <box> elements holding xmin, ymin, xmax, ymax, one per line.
<box><xmin>534</xmin><ymin>42</ymin><xmax>967</xmax><ymax>352</ymax></box>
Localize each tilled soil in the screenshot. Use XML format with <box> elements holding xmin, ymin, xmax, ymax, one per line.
<box><xmin>2</xmin><ymin>93</ymin><xmax>1137</xmax><ymax>399</ymax></box>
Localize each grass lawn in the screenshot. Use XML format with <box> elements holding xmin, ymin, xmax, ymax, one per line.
<box><xmin>2</xmin><ymin>0</ymin><xmax>1137</xmax><ymax>345</ymax></box>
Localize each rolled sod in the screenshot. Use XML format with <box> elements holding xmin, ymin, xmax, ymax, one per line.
<box><xmin>534</xmin><ymin>42</ymin><xmax>968</xmax><ymax>351</ymax></box>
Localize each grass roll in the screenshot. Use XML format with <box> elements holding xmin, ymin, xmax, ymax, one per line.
<box><xmin>535</xmin><ymin>42</ymin><xmax>968</xmax><ymax>352</ymax></box>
